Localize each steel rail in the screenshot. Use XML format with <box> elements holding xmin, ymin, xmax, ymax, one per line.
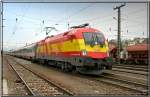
<box><xmin>104</xmin><ymin>71</ymin><xmax>147</xmax><ymax>83</ymax></box>
<box><xmin>114</xmin><ymin>64</ymin><xmax>148</xmax><ymax>69</ymax></box>
<box><xmin>74</xmin><ymin>74</ymin><xmax>147</xmax><ymax>95</ymax></box>
<box><xmin>93</xmin><ymin>77</ymin><xmax>148</xmax><ymax>95</ymax></box>
<box><xmin>5</xmin><ymin>57</ymin><xmax>36</xmax><ymax>96</ymax></box>
<box><xmin>113</xmin><ymin>65</ymin><xmax>148</xmax><ymax>72</ymax></box>
<box><xmin>10</xmin><ymin>57</ymin><xmax>74</xmax><ymax>96</ymax></box>
<box><xmin>101</xmin><ymin>75</ymin><xmax>147</xmax><ymax>87</ymax></box>
<box><xmin>7</xmin><ymin>55</ymin><xmax>148</xmax><ymax>95</ymax></box>
<box><xmin>111</xmin><ymin>68</ymin><xmax>148</xmax><ymax>76</ymax></box>
<box><xmin>98</xmin><ymin>75</ymin><xmax>148</xmax><ymax>91</ymax></box>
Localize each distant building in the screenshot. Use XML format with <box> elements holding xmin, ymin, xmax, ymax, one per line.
<box><xmin>126</xmin><ymin>43</ymin><xmax>148</xmax><ymax>64</ymax></box>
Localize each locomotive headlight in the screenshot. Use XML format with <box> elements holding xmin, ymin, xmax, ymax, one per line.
<box><xmin>82</xmin><ymin>49</ymin><xmax>87</xmax><ymax>56</ymax></box>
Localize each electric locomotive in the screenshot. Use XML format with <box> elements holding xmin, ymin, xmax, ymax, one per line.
<box><xmin>35</xmin><ymin>23</ymin><xmax>112</xmax><ymax>74</ymax></box>
<box><xmin>11</xmin><ymin>23</ymin><xmax>113</xmax><ymax>75</ymax></box>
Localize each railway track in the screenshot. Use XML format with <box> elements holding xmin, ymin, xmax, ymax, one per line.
<box><xmin>5</xmin><ymin>57</ymin><xmax>73</xmax><ymax>96</ymax></box>
<box><xmin>3</xmin><ymin>57</ymin><xmax>30</xmax><ymax>96</ymax></box>
<box><xmin>69</xmin><ymin>70</ymin><xmax>148</xmax><ymax>95</ymax></box>
<box><xmin>112</xmin><ymin>68</ymin><xmax>148</xmax><ymax>76</ymax></box>
<box><xmin>7</xmin><ymin>56</ymin><xmax>148</xmax><ymax>95</ymax></box>
<box><xmin>94</xmin><ymin>79</ymin><xmax>148</xmax><ymax>95</ymax></box>
<box><xmin>95</xmin><ymin>74</ymin><xmax>148</xmax><ymax>95</ymax></box>
<box><xmin>76</xmin><ymin>73</ymin><xmax>148</xmax><ymax>95</ymax></box>
<box><xmin>113</xmin><ymin>65</ymin><xmax>148</xmax><ymax>72</ymax></box>
<box><xmin>114</xmin><ymin>64</ymin><xmax>148</xmax><ymax>69</ymax></box>
<box><xmin>72</xmin><ymin>74</ymin><xmax>148</xmax><ymax>95</ymax></box>
<box><xmin>112</xmin><ymin>64</ymin><xmax>148</xmax><ymax>76</ymax></box>
<box><xmin>104</xmin><ymin>70</ymin><xmax>147</xmax><ymax>85</ymax></box>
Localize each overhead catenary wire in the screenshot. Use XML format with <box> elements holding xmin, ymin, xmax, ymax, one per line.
<box><xmin>6</xmin><ymin>7</ymin><xmax>145</xmax><ymax>29</ymax></box>
<box><xmin>6</xmin><ymin>11</ymin><xmax>57</xmax><ymax>23</ymax></box>
<box><xmin>35</xmin><ymin>3</ymin><xmax>94</xmax><ymax>36</ymax></box>
<box><xmin>121</xmin><ymin>15</ymin><xmax>147</xmax><ymax>35</ymax></box>
<box><xmin>68</xmin><ymin>7</ymin><xmax>145</xmax><ymax>25</ymax></box>
<box><xmin>6</xmin><ymin>5</ymin><xmax>146</xmax><ymax>34</ymax></box>
<box><xmin>4</xmin><ymin>3</ymin><xmax>94</xmax><ymax>50</ymax></box>
<box><xmin>4</xmin><ymin>3</ymin><xmax>147</xmax><ymax>51</ymax></box>
<box><xmin>104</xmin><ymin>9</ymin><xmax>146</xmax><ymax>36</ymax></box>
<box><xmin>49</xmin><ymin>3</ymin><xmax>93</xmax><ymax>28</ymax></box>
<box><xmin>6</xmin><ymin>4</ymin><xmax>146</xmax><ymax>27</ymax></box>
<box><xmin>12</xmin><ymin>9</ymin><xmax>29</xmax><ymax>35</ymax></box>
<box><xmin>122</xmin><ymin>7</ymin><xmax>146</xmax><ymax>16</ymax></box>
<box><xmin>5</xmin><ymin>5</ymin><xmax>30</xmax><ymax>47</ymax></box>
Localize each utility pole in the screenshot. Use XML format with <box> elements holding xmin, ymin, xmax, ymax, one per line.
<box><xmin>113</xmin><ymin>3</ymin><xmax>126</xmax><ymax>64</ymax></box>
<box><xmin>0</xmin><ymin>4</ymin><xmax>2</xmax><ymax>54</ymax></box>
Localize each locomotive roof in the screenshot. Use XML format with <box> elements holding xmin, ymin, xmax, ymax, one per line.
<box><xmin>38</xmin><ymin>27</ymin><xmax>101</xmax><ymax>44</ymax></box>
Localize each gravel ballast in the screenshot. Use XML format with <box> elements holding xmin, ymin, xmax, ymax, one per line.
<box><xmin>10</xmin><ymin>56</ymin><xmax>145</xmax><ymax>95</ymax></box>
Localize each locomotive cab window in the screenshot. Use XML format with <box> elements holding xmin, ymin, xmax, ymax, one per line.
<box><xmin>83</xmin><ymin>32</ymin><xmax>105</xmax><ymax>46</ymax></box>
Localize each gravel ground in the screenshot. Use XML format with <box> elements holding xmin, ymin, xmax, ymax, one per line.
<box><xmin>2</xmin><ymin>56</ymin><xmax>28</xmax><ymax>96</ymax></box>
<box><xmin>10</xmin><ymin>56</ymin><xmax>144</xmax><ymax>96</ymax></box>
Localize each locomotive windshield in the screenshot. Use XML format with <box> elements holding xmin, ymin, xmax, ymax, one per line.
<box><xmin>83</xmin><ymin>32</ymin><xmax>105</xmax><ymax>47</ymax></box>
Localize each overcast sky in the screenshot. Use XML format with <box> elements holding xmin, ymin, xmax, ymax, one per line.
<box><xmin>3</xmin><ymin>2</ymin><xmax>147</xmax><ymax>51</ymax></box>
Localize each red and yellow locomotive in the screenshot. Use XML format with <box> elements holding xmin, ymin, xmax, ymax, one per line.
<box><xmin>11</xmin><ymin>24</ymin><xmax>113</xmax><ymax>74</ymax></box>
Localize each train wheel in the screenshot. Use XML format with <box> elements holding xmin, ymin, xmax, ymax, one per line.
<box><xmin>106</xmin><ymin>65</ymin><xmax>112</xmax><ymax>70</ymax></box>
<box><xmin>61</xmin><ymin>64</ymin><xmax>65</xmax><ymax>71</ymax></box>
<box><xmin>72</xmin><ymin>66</ymin><xmax>78</xmax><ymax>74</ymax></box>
<box><xmin>44</xmin><ymin>60</ymin><xmax>49</xmax><ymax>65</ymax></box>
